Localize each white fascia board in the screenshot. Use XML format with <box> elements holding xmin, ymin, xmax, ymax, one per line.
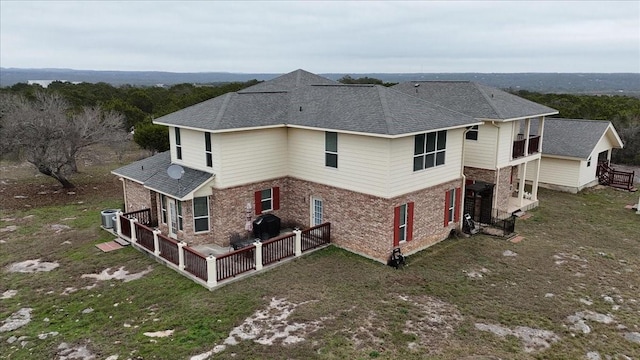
<box><xmin>286</xmin><ymin>122</ymin><xmax>484</xmax><ymax>139</ymax></box>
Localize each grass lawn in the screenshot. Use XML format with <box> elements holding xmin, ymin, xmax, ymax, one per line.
<box><xmin>1</xmin><ymin>160</ymin><xmax>639</xmax><ymax>359</ymax></box>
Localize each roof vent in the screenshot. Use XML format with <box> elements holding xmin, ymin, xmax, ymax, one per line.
<box><xmin>299</xmin><ymin>106</ymin><xmax>302</xmax><ymax>112</ymax></box>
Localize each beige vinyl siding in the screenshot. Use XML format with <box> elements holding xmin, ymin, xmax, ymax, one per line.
<box><xmin>497</xmin><ymin>122</ymin><xmax>516</xmax><ymax>167</ymax></box>
<box><xmin>464</xmin><ymin>124</ymin><xmax>497</xmax><ymax>169</ymax></box>
<box><xmin>169</xmin><ymin>127</ymin><xmax>218</xmax><ymax>173</ymax></box>
<box><xmin>389</xmin><ymin>128</ymin><xmax>464</xmax><ymax>198</ymax></box>
<box><xmin>578</xmin><ymin>134</ymin><xmax>615</xmax><ymax>187</ymax></box>
<box><xmin>288</xmin><ymin>128</ymin><xmax>391</xmax><ymax>197</ymax></box>
<box><xmin>536</xmin><ymin>157</ymin><xmax>581</xmax><ymax>187</ymax></box>
<box><xmin>217</xmin><ymin>128</ymin><xmax>288</xmax><ymax>188</ymax></box>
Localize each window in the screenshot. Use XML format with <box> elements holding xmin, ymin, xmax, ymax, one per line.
<box><xmin>254</xmin><ymin>187</ymin><xmax>280</xmax><ymax>214</ymax></box>
<box><xmin>161</xmin><ymin>195</ymin><xmax>167</xmax><ymax>224</ymax></box>
<box><xmin>193</xmin><ymin>197</ymin><xmax>209</xmax><ymax>232</ymax></box>
<box><xmin>175</xmin><ymin>128</ymin><xmax>182</xmax><ymax>160</ymax></box>
<box><xmin>204</xmin><ymin>132</ymin><xmax>212</xmax><ymax>167</ymax></box>
<box><xmin>393</xmin><ymin>202</ymin><xmax>414</xmax><ymax>246</ymax></box>
<box><xmin>444</xmin><ymin>188</ymin><xmax>461</xmax><ymax>226</ymax></box>
<box><xmin>414</xmin><ymin>130</ymin><xmax>447</xmax><ymax>171</ymax></box>
<box><xmin>177</xmin><ymin>200</ymin><xmax>183</xmax><ymax>231</ymax></box>
<box><xmin>587</xmin><ymin>156</ymin><xmax>591</xmax><ymax>167</ymax></box>
<box><xmin>325</xmin><ymin>132</ymin><xmax>338</xmax><ymax>168</ymax></box>
<box><xmin>466</xmin><ymin>125</ymin><xmax>479</xmax><ymax>140</ymax></box>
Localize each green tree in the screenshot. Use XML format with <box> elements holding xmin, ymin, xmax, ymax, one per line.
<box><xmin>133</xmin><ymin>122</ymin><xmax>169</xmax><ymax>154</ymax></box>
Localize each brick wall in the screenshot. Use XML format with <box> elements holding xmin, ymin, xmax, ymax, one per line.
<box><xmin>495</xmin><ymin>166</ymin><xmax>514</xmax><ymax>214</ymax></box>
<box><xmin>123</xmin><ymin>180</ymin><xmax>152</xmax><ymax>212</ymax></box>
<box><xmin>121</xmin><ymin>176</ymin><xmax>464</xmax><ymax>262</ymax></box>
<box><xmin>285</xmin><ymin>177</ymin><xmax>463</xmax><ymax>262</ymax></box>
<box><xmin>464</xmin><ymin>166</ymin><xmax>496</xmax><ymax>184</ymax></box>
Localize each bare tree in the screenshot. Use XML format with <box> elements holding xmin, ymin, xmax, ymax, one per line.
<box><xmin>0</xmin><ymin>92</ymin><xmax>126</xmax><ymax>188</ymax></box>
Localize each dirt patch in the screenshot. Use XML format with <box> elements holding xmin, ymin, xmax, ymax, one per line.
<box><xmin>80</xmin><ymin>266</ymin><xmax>153</xmax><ymax>283</ymax></box>
<box><xmin>7</xmin><ymin>259</ymin><xmax>59</xmax><ymax>273</ymax></box>
<box><xmin>474</xmin><ymin>323</ymin><xmax>560</xmax><ymax>353</ymax></box>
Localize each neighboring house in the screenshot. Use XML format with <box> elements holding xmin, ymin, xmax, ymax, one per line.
<box><xmin>112</xmin><ymin>70</ymin><xmax>556</xmax><ymax>262</ymax></box>
<box><xmin>524</xmin><ymin>118</ymin><xmax>624</xmax><ymax>193</ymax></box>
<box><xmin>392</xmin><ymin>81</ymin><xmax>558</xmax><ymax>223</ymax></box>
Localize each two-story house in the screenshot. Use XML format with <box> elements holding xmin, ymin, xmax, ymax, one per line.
<box><xmin>112</xmin><ymin>70</ymin><xmax>555</xmax><ymax>262</ymax></box>
<box><xmin>393</xmin><ymin>81</ymin><xmax>558</xmax><ymax>223</ymax></box>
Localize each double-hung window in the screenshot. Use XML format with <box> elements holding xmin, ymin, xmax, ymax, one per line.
<box><xmin>176</xmin><ymin>200</ymin><xmax>183</xmax><ymax>231</ymax></box>
<box><xmin>325</xmin><ymin>132</ymin><xmax>338</xmax><ymax>168</ymax></box>
<box><xmin>205</xmin><ymin>132</ymin><xmax>212</xmax><ymax>167</ymax></box>
<box><xmin>393</xmin><ymin>202</ymin><xmax>414</xmax><ymax>246</ymax></box>
<box><xmin>414</xmin><ymin>130</ymin><xmax>447</xmax><ymax>171</ymax></box>
<box><xmin>254</xmin><ymin>187</ymin><xmax>280</xmax><ymax>214</ymax></box>
<box><xmin>175</xmin><ymin>128</ymin><xmax>182</xmax><ymax>160</ymax></box>
<box><xmin>161</xmin><ymin>194</ymin><xmax>167</xmax><ymax>224</ymax></box>
<box><xmin>193</xmin><ymin>197</ymin><xmax>209</xmax><ymax>232</ymax></box>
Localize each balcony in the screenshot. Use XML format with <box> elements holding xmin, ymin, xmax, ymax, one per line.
<box><xmin>512</xmin><ymin>135</ymin><xmax>540</xmax><ymax>159</ymax></box>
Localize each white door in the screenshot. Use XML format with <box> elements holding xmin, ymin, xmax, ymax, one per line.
<box><xmin>168</xmin><ymin>198</ymin><xmax>178</xmax><ymax>239</ymax></box>
<box><xmin>311</xmin><ymin>197</ymin><xmax>323</xmax><ymax>226</ymax></box>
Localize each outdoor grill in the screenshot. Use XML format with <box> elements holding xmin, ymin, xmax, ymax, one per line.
<box><xmin>253</xmin><ymin>213</ymin><xmax>281</xmax><ymax>240</ymax></box>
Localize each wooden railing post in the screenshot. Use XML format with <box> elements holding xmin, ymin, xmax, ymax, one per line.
<box><xmin>254</xmin><ymin>240</ymin><xmax>263</xmax><ymax>271</ymax></box>
<box><xmin>178</xmin><ymin>242</ymin><xmax>186</xmax><ymax>270</ymax></box>
<box><xmin>294</xmin><ymin>229</ymin><xmax>302</xmax><ymax>257</ymax></box>
<box><xmin>130</xmin><ymin>218</ymin><xmax>138</xmax><ymax>243</ymax></box>
<box><xmin>206</xmin><ymin>255</ymin><xmax>217</xmax><ymax>287</ymax></box>
<box><xmin>115</xmin><ymin>211</ymin><xmax>123</xmax><ymax>237</ymax></box>
<box><xmin>153</xmin><ymin>229</ymin><xmax>161</xmax><ymax>256</ymax></box>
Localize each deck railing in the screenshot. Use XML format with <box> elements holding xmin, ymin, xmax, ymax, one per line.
<box><xmin>599</xmin><ymin>163</ymin><xmax>635</xmax><ymax>191</ymax></box>
<box><xmin>302</xmin><ymin>223</ymin><xmax>331</xmax><ymax>252</ymax></box>
<box><xmin>262</xmin><ymin>233</ymin><xmax>296</xmax><ymax>265</ymax></box>
<box><xmin>123</xmin><ymin>208</ymin><xmax>157</xmax><ymax>227</ymax></box>
<box><xmin>135</xmin><ymin>223</ymin><xmax>155</xmax><ymax>252</ymax></box>
<box><xmin>513</xmin><ymin>135</ymin><xmax>541</xmax><ymax>159</ymax></box>
<box><xmin>157</xmin><ymin>233</ymin><xmax>179</xmax><ymax>266</ymax></box>
<box><xmin>112</xmin><ymin>211</ymin><xmax>331</xmax><ymax>290</ymax></box>
<box><xmin>183</xmin><ymin>246</ymin><xmax>208</xmax><ymax>282</ymax></box>
<box><xmin>216</xmin><ymin>246</ymin><xmax>256</xmax><ymax>281</ymax></box>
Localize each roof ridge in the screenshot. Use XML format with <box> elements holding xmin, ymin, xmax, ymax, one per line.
<box><xmin>213</xmin><ymin>93</ymin><xmax>232</xmax><ymax>128</ymax></box>
<box><xmin>377</xmin><ymin>86</ymin><xmax>396</xmax><ymax>135</ymax></box>
<box><xmin>473</xmin><ymin>82</ymin><xmax>505</xmax><ymax>119</ymax></box>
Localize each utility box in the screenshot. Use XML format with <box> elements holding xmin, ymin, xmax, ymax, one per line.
<box><xmin>101</xmin><ymin>209</ymin><xmax>119</xmax><ymax>229</ymax></box>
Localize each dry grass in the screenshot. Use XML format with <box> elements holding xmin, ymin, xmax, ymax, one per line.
<box><xmin>1</xmin><ymin>155</ymin><xmax>639</xmax><ymax>359</ymax></box>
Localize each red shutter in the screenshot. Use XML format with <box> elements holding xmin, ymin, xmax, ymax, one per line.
<box><xmin>444</xmin><ymin>190</ymin><xmax>451</xmax><ymax>227</ymax></box>
<box><xmin>454</xmin><ymin>187</ymin><xmax>461</xmax><ymax>223</ymax></box>
<box><xmin>406</xmin><ymin>202</ymin><xmax>414</xmax><ymax>241</ymax></box>
<box><xmin>254</xmin><ymin>190</ymin><xmax>262</xmax><ymax>215</ymax></box>
<box><xmin>465</xmin><ymin>179</ymin><xmax>474</xmax><ymax>185</ymax></box>
<box><xmin>393</xmin><ymin>206</ymin><xmax>400</xmax><ymax>247</ymax></box>
<box><xmin>273</xmin><ymin>187</ymin><xmax>280</xmax><ymax>210</ymax></box>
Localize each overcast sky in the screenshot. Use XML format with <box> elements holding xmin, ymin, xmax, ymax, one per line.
<box><xmin>1</xmin><ymin>1</ymin><xmax>638</xmax><ymax>74</ymax></box>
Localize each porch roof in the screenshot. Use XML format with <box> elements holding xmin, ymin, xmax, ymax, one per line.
<box><xmin>111</xmin><ymin>151</ymin><xmax>214</xmax><ymax>199</ymax></box>
<box><xmin>542</xmin><ymin>118</ymin><xmax>623</xmax><ymax>160</ymax></box>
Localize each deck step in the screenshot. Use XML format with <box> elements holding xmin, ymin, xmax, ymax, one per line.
<box><xmin>114</xmin><ymin>237</ymin><xmax>131</xmax><ymax>246</ymax></box>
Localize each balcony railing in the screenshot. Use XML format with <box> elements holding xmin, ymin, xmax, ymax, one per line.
<box><xmin>512</xmin><ymin>135</ymin><xmax>541</xmax><ymax>159</ymax></box>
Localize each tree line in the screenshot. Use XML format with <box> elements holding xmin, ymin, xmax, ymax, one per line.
<box><xmin>1</xmin><ymin>78</ymin><xmax>638</xmax><ymax>188</ymax></box>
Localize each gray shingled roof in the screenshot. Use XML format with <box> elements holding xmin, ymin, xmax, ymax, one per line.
<box><xmin>392</xmin><ymin>81</ymin><xmax>558</xmax><ymax>120</ymax></box>
<box><xmin>155</xmin><ymin>70</ymin><xmax>480</xmax><ymax>135</ymax></box>
<box><xmin>111</xmin><ymin>152</ymin><xmax>214</xmax><ymax>199</ymax></box>
<box><xmin>542</xmin><ymin>118</ymin><xmax>620</xmax><ymax>159</ymax></box>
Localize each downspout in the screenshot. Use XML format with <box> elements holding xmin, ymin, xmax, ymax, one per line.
<box><xmin>460</xmin><ymin>126</ymin><xmax>473</xmax><ymax>229</ymax></box>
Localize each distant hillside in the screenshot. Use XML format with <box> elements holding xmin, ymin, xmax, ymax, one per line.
<box><xmin>1</xmin><ymin>68</ymin><xmax>638</xmax><ymax>95</ymax></box>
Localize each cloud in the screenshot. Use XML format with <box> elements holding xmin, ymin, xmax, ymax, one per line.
<box><xmin>1</xmin><ymin>1</ymin><xmax>638</xmax><ymax>73</ymax></box>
